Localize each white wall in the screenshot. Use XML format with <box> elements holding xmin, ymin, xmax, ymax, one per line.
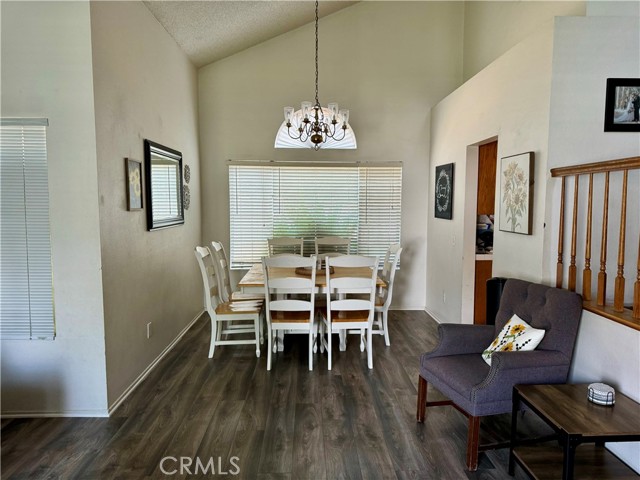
<box><xmin>462</xmin><ymin>1</ymin><xmax>585</xmax><ymax>81</ymax></box>
<box><xmin>0</xmin><ymin>1</ymin><xmax>108</xmax><ymax>416</ymax></box>
<box><xmin>545</xmin><ymin>14</ymin><xmax>640</xmax><ymax>471</ymax></box>
<box><xmin>198</xmin><ymin>1</ymin><xmax>465</xmax><ymax>310</ymax></box>
<box><xmin>90</xmin><ymin>1</ymin><xmax>202</xmax><ymax>408</ymax></box>
<box><xmin>428</xmin><ymin>22</ymin><xmax>555</xmax><ymax>323</ymax></box>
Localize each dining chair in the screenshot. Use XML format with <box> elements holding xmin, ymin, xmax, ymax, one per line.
<box><xmin>262</xmin><ymin>254</ymin><xmax>318</xmax><ymax>371</ymax></box>
<box><xmin>210</xmin><ymin>240</ymin><xmax>264</xmax><ymax>303</ymax></box>
<box><xmin>373</xmin><ymin>244</ymin><xmax>403</xmax><ymax>346</ymax></box>
<box><xmin>267</xmin><ymin>237</ymin><xmax>304</xmax><ymax>256</ymax></box>
<box><xmin>314</xmin><ymin>236</ymin><xmax>350</xmax><ymax>258</ymax></box>
<box><xmin>319</xmin><ymin>254</ymin><xmax>378</xmax><ymax>370</ymax></box>
<box><xmin>194</xmin><ymin>246</ymin><xmax>262</xmax><ymax>358</ymax></box>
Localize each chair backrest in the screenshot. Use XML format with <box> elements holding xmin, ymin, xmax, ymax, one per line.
<box><xmin>325</xmin><ymin>255</ymin><xmax>378</xmax><ymax>323</ymax></box>
<box><xmin>210</xmin><ymin>240</ymin><xmax>234</xmax><ymax>303</ymax></box>
<box><xmin>262</xmin><ymin>254</ymin><xmax>317</xmax><ymax>321</ymax></box>
<box><xmin>495</xmin><ymin>279</ymin><xmax>582</xmax><ymax>359</ymax></box>
<box><xmin>315</xmin><ymin>236</ymin><xmax>350</xmax><ymax>257</ymax></box>
<box><xmin>380</xmin><ymin>246</ymin><xmax>403</xmax><ymax>308</ymax></box>
<box><xmin>194</xmin><ymin>246</ymin><xmax>222</xmax><ymax>315</ymax></box>
<box><xmin>267</xmin><ymin>237</ymin><xmax>304</xmax><ymax>256</ymax></box>
<box><xmin>381</xmin><ymin>243</ymin><xmax>402</xmax><ymax>283</ymax></box>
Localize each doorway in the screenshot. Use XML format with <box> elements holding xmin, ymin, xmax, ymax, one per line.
<box><xmin>473</xmin><ymin>140</ymin><xmax>497</xmax><ymax>324</ymax></box>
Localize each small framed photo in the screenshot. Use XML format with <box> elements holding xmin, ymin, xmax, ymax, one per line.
<box><xmin>434</xmin><ymin>163</ymin><xmax>454</xmax><ymax>220</ymax></box>
<box><xmin>125</xmin><ymin>158</ymin><xmax>143</xmax><ymax>211</ymax></box>
<box><xmin>604</xmin><ymin>78</ymin><xmax>640</xmax><ymax>132</ymax></box>
<box><xmin>499</xmin><ymin>152</ymin><xmax>534</xmax><ymax>235</ymax></box>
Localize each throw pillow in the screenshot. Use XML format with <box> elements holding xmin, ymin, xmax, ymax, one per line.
<box><xmin>482</xmin><ymin>314</ymin><xmax>545</xmax><ymax>366</ymax></box>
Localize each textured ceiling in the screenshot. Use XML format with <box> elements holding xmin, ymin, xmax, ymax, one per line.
<box><xmin>144</xmin><ymin>1</ymin><xmax>358</xmax><ymax>67</ymax></box>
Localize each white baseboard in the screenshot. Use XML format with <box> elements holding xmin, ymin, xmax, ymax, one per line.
<box><xmin>107</xmin><ymin>310</ymin><xmax>204</xmax><ymax>416</ymax></box>
<box><xmin>389</xmin><ymin>305</ymin><xmax>427</xmax><ymax>311</ymax></box>
<box><xmin>1</xmin><ymin>409</ymin><xmax>109</xmax><ymax>418</ymax></box>
<box><xmin>423</xmin><ymin>307</ymin><xmax>444</xmax><ymax>323</ymax></box>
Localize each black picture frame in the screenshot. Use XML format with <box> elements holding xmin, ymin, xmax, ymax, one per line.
<box><xmin>125</xmin><ymin>158</ymin><xmax>143</xmax><ymax>211</ymax></box>
<box><xmin>434</xmin><ymin>163</ymin><xmax>454</xmax><ymax>220</ymax></box>
<box><xmin>144</xmin><ymin>140</ymin><xmax>184</xmax><ymax>231</ymax></box>
<box><xmin>604</xmin><ymin>78</ymin><xmax>640</xmax><ymax>132</ymax></box>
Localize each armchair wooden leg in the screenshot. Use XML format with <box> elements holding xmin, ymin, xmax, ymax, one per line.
<box><xmin>466</xmin><ymin>415</ymin><xmax>480</xmax><ymax>471</ymax></box>
<box><xmin>416</xmin><ymin>375</ymin><xmax>427</xmax><ymax>422</ymax></box>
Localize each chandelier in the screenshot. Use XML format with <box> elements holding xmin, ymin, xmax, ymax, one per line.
<box><xmin>277</xmin><ymin>0</ymin><xmax>355</xmax><ymax>150</ymax></box>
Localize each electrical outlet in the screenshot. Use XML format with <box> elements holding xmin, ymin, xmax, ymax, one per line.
<box><xmin>452</xmin><ymin>234</ymin><xmax>456</xmax><ymax>246</ymax></box>
<box><xmin>146</xmin><ymin>322</ymin><xmax>152</xmax><ymax>339</ymax></box>
<box><xmin>442</xmin><ymin>291</ymin><xmax>446</xmax><ymax>303</ymax></box>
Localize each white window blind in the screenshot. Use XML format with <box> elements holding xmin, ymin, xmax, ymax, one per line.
<box><xmin>228</xmin><ymin>162</ymin><xmax>401</xmax><ymax>268</ymax></box>
<box><xmin>0</xmin><ymin>118</ymin><xmax>55</xmax><ymax>340</ymax></box>
<box><xmin>151</xmin><ymin>161</ymin><xmax>180</xmax><ymax>221</ymax></box>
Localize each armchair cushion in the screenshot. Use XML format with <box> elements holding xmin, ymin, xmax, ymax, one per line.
<box><xmin>481</xmin><ymin>314</ymin><xmax>545</xmax><ymax>365</ymax></box>
<box><xmin>421</xmin><ymin>324</ymin><xmax>495</xmax><ymax>360</ymax></box>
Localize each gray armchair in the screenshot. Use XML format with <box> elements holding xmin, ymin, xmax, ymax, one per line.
<box><xmin>416</xmin><ymin>279</ymin><xmax>582</xmax><ymax>471</ymax></box>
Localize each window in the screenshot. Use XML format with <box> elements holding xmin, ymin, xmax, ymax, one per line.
<box><xmin>228</xmin><ymin>162</ymin><xmax>402</xmax><ymax>268</ymax></box>
<box><xmin>0</xmin><ymin>118</ymin><xmax>55</xmax><ymax>339</ymax></box>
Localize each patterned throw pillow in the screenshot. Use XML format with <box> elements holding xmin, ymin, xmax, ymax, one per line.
<box><xmin>482</xmin><ymin>314</ymin><xmax>545</xmax><ymax>366</ymax></box>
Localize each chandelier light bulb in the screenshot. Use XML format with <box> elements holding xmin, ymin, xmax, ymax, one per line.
<box><xmin>339</xmin><ymin>109</ymin><xmax>349</xmax><ymax>126</ymax></box>
<box><xmin>284</xmin><ymin>107</ymin><xmax>294</xmax><ymax>124</ymax></box>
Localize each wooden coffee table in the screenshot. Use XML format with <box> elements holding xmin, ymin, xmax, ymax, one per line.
<box><xmin>509</xmin><ymin>383</ymin><xmax>640</xmax><ymax>480</ymax></box>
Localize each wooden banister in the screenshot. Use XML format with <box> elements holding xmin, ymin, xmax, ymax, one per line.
<box><xmin>551</xmin><ymin>156</ymin><xmax>639</xmax><ymax>331</ymax></box>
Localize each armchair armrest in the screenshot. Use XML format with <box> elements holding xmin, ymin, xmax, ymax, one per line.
<box><xmin>473</xmin><ymin>350</ymin><xmax>571</xmax><ymax>403</ymax></box>
<box><xmin>422</xmin><ymin>324</ymin><xmax>495</xmax><ymax>360</ymax></box>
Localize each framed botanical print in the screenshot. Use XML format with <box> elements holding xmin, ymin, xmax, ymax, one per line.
<box><xmin>125</xmin><ymin>158</ymin><xmax>143</xmax><ymax>211</ymax></box>
<box><xmin>435</xmin><ymin>163</ymin><xmax>454</xmax><ymax>220</ymax></box>
<box><xmin>499</xmin><ymin>152</ymin><xmax>534</xmax><ymax>235</ymax></box>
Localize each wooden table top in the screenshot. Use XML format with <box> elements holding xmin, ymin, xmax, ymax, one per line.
<box><xmin>515</xmin><ymin>384</ymin><xmax>640</xmax><ymax>437</ymax></box>
<box><xmin>238</xmin><ymin>263</ymin><xmax>386</xmax><ymax>289</ymax></box>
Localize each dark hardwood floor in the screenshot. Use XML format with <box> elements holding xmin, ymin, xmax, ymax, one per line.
<box><xmin>1</xmin><ymin>311</ymin><xmax>546</xmax><ymax>479</ymax></box>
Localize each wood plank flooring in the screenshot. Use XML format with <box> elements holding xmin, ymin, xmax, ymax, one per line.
<box><xmin>1</xmin><ymin>311</ymin><xmax>546</xmax><ymax>479</ymax></box>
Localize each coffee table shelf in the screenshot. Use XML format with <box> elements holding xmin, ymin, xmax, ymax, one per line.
<box><xmin>509</xmin><ymin>384</ymin><xmax>640</xmax><ymax>480</ymax></box>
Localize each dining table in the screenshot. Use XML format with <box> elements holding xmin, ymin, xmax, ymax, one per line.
<box><xmin>237</xmin><ymin>262</ymin><xmax>387</xmax><ymax>352</ymax></box>
<box><xmin>238</xmin><ymin>262</ymin><xmax>387</xmax><ymax>294</ymax></box>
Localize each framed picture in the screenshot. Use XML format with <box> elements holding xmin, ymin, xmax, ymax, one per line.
<box><xmin>434</xmin><ymin>163</ymin><xmax>454</xmax><ymax>220</ymax></box>
<box><xmin>604</xmin><ymin>78</ymin><xmax>640</xmax><ymax>132</ymax></box>
<box><xmin>499</xmin><ymin>152</ymin><xmax>534</xmax><ymax>235</ymax></box>
<box><xmin>125</xmin><ymin>158</ymin><xmax>143</xmax><ymax>211</ymax></box>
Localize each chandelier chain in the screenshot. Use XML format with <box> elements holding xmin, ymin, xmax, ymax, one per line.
<box><xmin>314</xmin><ymin>0</ymin><xmax>319</xmax><ymax>105</ymax></box>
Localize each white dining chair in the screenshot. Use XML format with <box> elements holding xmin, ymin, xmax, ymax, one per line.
<box><xmin>194</xmin><ymin>246</ymin><xmax>262</xmax><ymax>358</ymax></box>
<box><xmin>373</xmin><ymin>245</ymin><xmax>402</xmax><ymax>346</ymax></box>
<box><xmin>211</xmin><ymin>240</ymin><xmax>264</xmax><ymax>303</ymax></box>
<box><xmin>262</xmin><ymin>254</ymin><xmax>318</xmax><ymax>371</ymax></box>
<box><xmin>267</xmin><ymin>237</ymin><xmax>304</xmax><ymax>256</ymax></box>
<box><xmin>319</xmin><ymin>254</ymin><xmax>378</xmax><ymax>370</ymax></box>
<box><xmin>314</xmin><ymin>236</ymin><xmax>350</xmax><ymax>258</ymax></box>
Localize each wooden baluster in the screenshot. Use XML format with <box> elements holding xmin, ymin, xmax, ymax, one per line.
<box><xmin>597</xmin><ymin>173</ymin><xmax>610</xmax><ymax>306</ymax></box>
<box><xmin>583</xmin><ymin>174</ymin><xmax>593</xmax><ymax>301</ymax></box>
<box><xmin>556</xmin><ymin>177</ymin><xmax>566</xmax><ymax>289</ymax></box>
<box><xmin>634</xmin><ymin>230</ymin><xmax>640</xmax><ymax>318</ymax></box>
<box><xmin>613</xmin><ymin>170</ymin><xmax>628</xmax><ymax>312</ymax></box>
<box><xmin>568</xmin><ymin>175</ymin><xmax>579</xmax><ymax>292</ymax></box>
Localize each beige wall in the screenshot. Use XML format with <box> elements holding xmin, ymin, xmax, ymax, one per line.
<box><xmin>90</xmin><ymin>1</ymin><xmax>202</xmax><ymax>408</ymax></box>
<box><xmin>462</xmin><ymin>1</ymin><xmax>585</xmax><ymax>81</ymax></box>
<box><xmin>545</xmin><ymin>15</ymin><xmax>639</xmax><ymax>470</ymax></box>
<box><xmin>198</xmin><ymin>1</ymin><xmax>465</xmax><ymax>310</ymax></box>
<box><xmin>428</xmin><ymin>22</ymin><xmax>555</xmax><ymax>324</ymax></box>
<box><xmin>1</xmin><ymin>1</ymin><xmax>108</xmax><ymax>415</ymax></box>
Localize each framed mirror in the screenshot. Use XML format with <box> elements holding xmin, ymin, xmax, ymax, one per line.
<box><xmin>144</xmin><ymin>140</ymin><xmax>184</xmax><ymax>231</ymax></box>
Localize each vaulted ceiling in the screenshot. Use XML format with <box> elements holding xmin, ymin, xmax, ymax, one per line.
<box><xmin>144</xmin><ymin>1</ymin><xmax>358</xmax><ymax>67</ymax></box>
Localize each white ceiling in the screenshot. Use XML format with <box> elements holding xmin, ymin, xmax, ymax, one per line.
<box><xmin>144</xmin><ymin>1</ymin><xmax>358</xmax><ymax>67</ymax></box>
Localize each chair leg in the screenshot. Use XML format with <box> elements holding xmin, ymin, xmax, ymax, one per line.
<box><xmin>466</xmin><ymin>416</ymin><xmax>480</xmax><ymax>471</ymax></box>
<box><xmin>266</xmin><ymin>325</ymin><xmax>273</xmax><ymax>371</ymax></box>
<box><xmin>308</xmin><ymin>331</ymin><xmax>313</xmax><ymax>371</ymax></box>
<box><xmin>416</xmin><ymin>375</ymin><xmax>427</xmax><ymax>422</ymax></box>
<box><xmin>382</xmin><ymin>310</ymin><xmax>390</xmax><ymax>346</ymax></box>
<box><xmin>366</xmin><ymin>327</ymin><xmax>373</xmax><ymax>369</ymax></box>
<box><xmin>208</xmin><ymin>316</ymin><xmax>217</xmax><ymax>358</ymax></box>
<box><xmin>255</xmin><ymin>315</ymin><xmax>261</xmax><ymax>358</ymax></box>
<box><xmin>328</xmin><ymin>328</ymin><xmax>333</xmax><ymax>371</ymax></box>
